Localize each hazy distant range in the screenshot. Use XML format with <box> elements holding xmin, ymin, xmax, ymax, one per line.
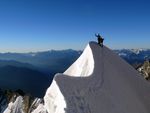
<box><xmin>0</xmin><ymin>49</ymin><xmax>82</xmax><ymax>96</ymax></box>
<box><xmin>0</xmin><ymin>49</ymin><xmax>150</xmax><ymax>76</ymax></box>
<box><xmin>0</xmin><ymin>49</ymin><xmax>82</xmax><ymax>76</ymax></box>
<box><xmin>0</xmin><ymin>48</ymin><xmax>149</xmax><ymax>76</ymax></box>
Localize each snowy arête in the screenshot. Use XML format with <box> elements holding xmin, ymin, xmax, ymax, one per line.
<box><xmin>4</xmin><ymin>41</ymin><xmax>150</xmax><ymax>113</ymax></box>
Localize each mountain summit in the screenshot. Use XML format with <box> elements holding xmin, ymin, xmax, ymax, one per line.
<box><xmin>43</xmin><ymin>41</ymin><xmax>150</xmax><ymax>113</ymax></box>
<box><xmin>5</xmin><ymin>41</ymin><xmax>150</xmax><ymax>113</ymax></box>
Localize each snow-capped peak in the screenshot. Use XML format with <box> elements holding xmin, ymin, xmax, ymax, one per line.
<box><xmin>41</xmin><ymin>41</ymin><xmax>150</xmax><ymax>113</ymax></box>
<box><xmin>130</xmin><ymin>49</ymin><xmax>144</xmax><ymax>54</ymax></box>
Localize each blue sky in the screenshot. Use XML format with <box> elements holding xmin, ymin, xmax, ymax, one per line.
<box><xmin>0</xmin><ymin>0</ymin><xmax>150</xmax><ymax>52</ymax></box>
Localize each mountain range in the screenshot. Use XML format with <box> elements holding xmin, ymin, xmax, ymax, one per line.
<box><xmin>0</xmin><ymin>48</ymin><xmax>149</xmax><ymax>75</ymax></box>
<box><xmin>114</xmin><ymin>48</ymin><xmax>150</xmax><ymax>64</ymax></box>
<box><xmin>0</xmin><ymin>49</ymin><xmax>82</xmax><ymax>75</ymax></box>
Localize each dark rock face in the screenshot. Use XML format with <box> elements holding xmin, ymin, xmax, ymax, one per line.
<box><xmin>137</xmin><ymin>60</ymin><xmax>150</xmax><ymax>80</ymax></box>
<box><xmin>0</xmin><ymin>89</ymin><xmax>7</xmax><ymax>112</ymax></box>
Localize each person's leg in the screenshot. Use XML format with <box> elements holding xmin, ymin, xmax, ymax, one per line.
<box><xmin>99</xmin><ymin>42</ymin><xmax>102</xmax><ymax>47</ymax></box>
<box><xmin>98</xmin><ymin>41</ymin><xmax>100</xmax><ymax>45</ymax></box>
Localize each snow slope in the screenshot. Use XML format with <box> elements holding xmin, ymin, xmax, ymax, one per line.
<box><xmin>37</xmin><ymin>41</ymin><xmax>150</xmax><ymax>113</ymax></box>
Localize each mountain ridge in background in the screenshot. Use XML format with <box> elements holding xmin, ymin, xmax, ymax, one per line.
<box><xmin>0</xmin><ymin>48</ymin><xmax>149</xmax><ymax>74</ymax></box>
<box><xmin>0</xmin><ymin>49</ymin><xmax>82</xmax><ymax>75</ymax></box>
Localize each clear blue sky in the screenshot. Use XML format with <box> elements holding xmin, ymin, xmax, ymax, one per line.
<box><xmin>0</xmin><ymin>0</ymin><xmax>150</xmax><ymax>52</ymax></box>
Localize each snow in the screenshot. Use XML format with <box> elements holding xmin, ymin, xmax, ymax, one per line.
<box><xmin>44</xmin><ymin>80</ymin><xmax>66</xmax><ymax>113</ymax></box>
<box><xmin>31</xmin><ymin>104</ymin><xmax>47</xmax><ymax>113</ymax></box>
<box><xmin>42</xmin><ymin>41</ymin><xmax>150</xmax><ymax>113</ymax></box>
<box><xmin>118</xmin><ymin>52</ymin><xmax>127</xmax><ymax>56</ymax></box>
<box><xmin>130</xmin><ymin>48</ymin><xmax>149</xmax><ymax>54</ymax></box>
<box><xmin>4</xmin><ymin>96</ymin><xmax>24</xmax><ymax>113</ymax></box>
<box><xmin>64</xmin><ymin>44</ymin><xmax>94</xmax><ymax>77</ymax></box>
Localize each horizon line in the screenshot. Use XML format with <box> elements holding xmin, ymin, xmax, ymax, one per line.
<box><xmin>0</xmin><ymin>47</ymin><xmax>149</xmax><ymax>53</ymax></box>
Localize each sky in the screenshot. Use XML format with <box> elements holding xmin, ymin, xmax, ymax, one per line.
<box><xmin>0</xmin><ymin>0</ymin><xmax>150</xmax><ymax>52</ymax></box>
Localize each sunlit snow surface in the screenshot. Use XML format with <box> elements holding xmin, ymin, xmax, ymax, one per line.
<box><xmin>8</xmin><ymin>41</ymin><xmax>150</xmax><ymax>113</ymax></box>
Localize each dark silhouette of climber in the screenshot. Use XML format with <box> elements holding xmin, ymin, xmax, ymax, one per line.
<box><xmin>95</xmin><ymin>34</ymin><xmax>104</xmax><ymax>47</ymax></box>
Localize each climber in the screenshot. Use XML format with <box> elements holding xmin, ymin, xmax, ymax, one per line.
<box><xmin>95</xmin><ymin>33</ymin><xmax>104</xmax><ymax>47</ymax></box>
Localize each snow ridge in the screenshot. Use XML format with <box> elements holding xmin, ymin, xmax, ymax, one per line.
<box><xmin>36</xmin><ymin>41</ymin><xmax>150</xmax><ymax>113</ymax></box>
<box><xmin>64</xmin><ymin>43</ymin><xmax>94</xmax><ymax>77</ymax></box>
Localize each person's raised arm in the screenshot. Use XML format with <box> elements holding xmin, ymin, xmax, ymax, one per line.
<box><xmin>95</xmin><ymin>33</ymin><xmax>98</xmax><ymax>37</ymax></box>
